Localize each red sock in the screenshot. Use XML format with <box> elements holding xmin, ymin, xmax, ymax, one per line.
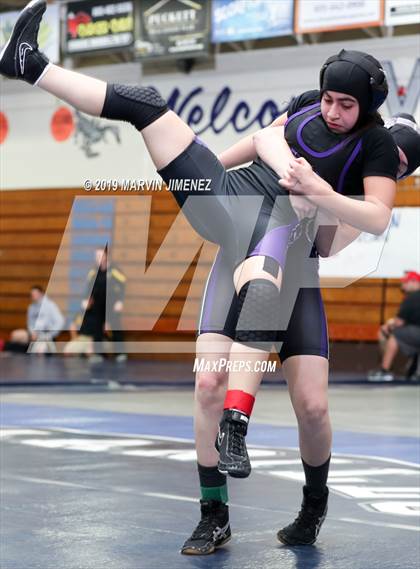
<box><xmin>224</xmin><ymin>389</ymin><xmax>255</xmax><ymax>416</ymax></box>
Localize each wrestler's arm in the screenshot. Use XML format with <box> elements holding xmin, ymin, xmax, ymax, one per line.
<box><xmin>251</xmin><ymin>126</ymin><xmax>375</xmax><ymax>255</ymax></box>
<box><xmin>252</xmin><ymin>124</ymin><xmax>295</xmax><ymax>178</ymax></box>
<box><xmin>217</xmin><ymin>112</ymin><xmax>288</xmax><ymax>169</ymax></box>
<box><xmin>281</xmin><ymin>158</ymin><xmax>391</xmax><ymax>253</ymax></box>
<box><xmin>284</xmin><ymin>159</ymin><xmax>395</xmax><ymax>235</ymax></box>
<box><xmin>253</xmin><ymin>125</ymin><xmax>321</xmax><ymax>222</ymax></box>
<box><xmin>314</xmin><ymin>210</ymin><xmax>362</xmax><ymax>257</ymax></box>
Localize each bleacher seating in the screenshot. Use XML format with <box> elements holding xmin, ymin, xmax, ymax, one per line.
<box><xmin>0</xmin><ymin>177</ymin><xmax>418</xmax><ymax>349</ymax></box>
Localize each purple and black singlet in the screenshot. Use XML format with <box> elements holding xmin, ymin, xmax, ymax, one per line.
<box><xmin>157</xmin><ymin>90</ymin><xmax>398</xmax><ymax>361</ymax></box>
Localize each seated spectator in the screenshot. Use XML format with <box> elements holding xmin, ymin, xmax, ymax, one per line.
<box><xmin>4</xmin><ymin>286</ymin><xmax>64</xmax><ymax>354</ymax></box>
<box><xmin>368</xmin><ymin>271</ymin><xmax>420</xmax><ymax>382</ymax></box>
<box><xmin>2</xmin><ymin>329</ymin><xmax>30</xmax><ymax>354</ymax></box>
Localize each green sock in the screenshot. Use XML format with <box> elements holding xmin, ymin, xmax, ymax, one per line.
<box><xmin>200</xmin><ymin>484</ymin><xmax>228</xmax><ymax>504</ymax></box>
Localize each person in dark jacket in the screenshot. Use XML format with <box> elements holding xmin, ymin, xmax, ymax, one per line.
<box><xmin>82</xmin><ymin>248</ymin><xmax>127</xmax><ymax>362</ymax></box>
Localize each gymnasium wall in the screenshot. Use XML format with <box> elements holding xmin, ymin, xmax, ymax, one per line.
<box><xmin>0</xmin><ymin>35</ymin><xmax>419</xmax><ymax>352</ymax></box>
<box><xmin>0</xmin><ymin>35</ymin><xmax>418</xmax><ymax>189</ymax></box>
<box><xmin>0</xmin><ymin>180</ymin><xmax>418</xmax><ymax>349</ymax></box>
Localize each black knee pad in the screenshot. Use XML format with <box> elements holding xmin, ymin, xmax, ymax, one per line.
<box><xmin>235</xmin><ymin>278</ymin><xmax>280</xmax><ymax>351</ymax></box>
<box><xmin>100</xmin><ymin>83</ymin><xmax>169</xmax><ymax>131</ymax></box>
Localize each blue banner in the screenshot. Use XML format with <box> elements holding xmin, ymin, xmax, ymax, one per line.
<box><xmin>212</xmin><ymin>0</ymin><xmax>294</xmax><ymax>43</ymax></box>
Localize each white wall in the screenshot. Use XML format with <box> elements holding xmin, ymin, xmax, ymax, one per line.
<box><xmin>0</xmin><ymin>34</ymin><xmax>418</xmax><ymax>189</ymax></box>
<box><xmin>319</xmin><ymin>207</ymin><xmax>420</xmax><ymax>279</ymax></box>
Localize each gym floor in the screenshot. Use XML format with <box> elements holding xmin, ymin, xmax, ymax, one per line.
<box><xmin>1</xmin><ymin>357</ymin><xmax>419</xmax><ymax>569</ymax></box>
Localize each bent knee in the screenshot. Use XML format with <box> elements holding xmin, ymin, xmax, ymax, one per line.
<box><xmin>195</xmin><ymin>371</ymin><xmax>227</xmax><ymax>403</ymax></box>
<box><xmin>296</xmin><ymin>401</ymin><xmax>329</xmax><ymax>427</ymax></box>
<box><xmin>196</xmin><ymin>371</ymin><xmax>227</xmax><ymax>393</ymax></box>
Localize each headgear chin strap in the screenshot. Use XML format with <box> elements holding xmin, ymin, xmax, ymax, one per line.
<box><xmin>320</xmin><ymin>49</ymin><xmax>388</xmax><ymax>115</ymax></box>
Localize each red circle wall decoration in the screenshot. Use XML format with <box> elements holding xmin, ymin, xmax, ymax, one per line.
<box><xmin>51</xmin><ymin>106</ymin><xmax>75</xmax><ymax>142</ymax></box>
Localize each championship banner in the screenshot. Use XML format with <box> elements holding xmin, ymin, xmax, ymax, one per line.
<box><xmin>212</xmin><ymin>0</ymin><xmax>293</xmax><ymax>43</ymax></box>
<box><xmin>136</xmin><ymin>0</ymin><xmax>211</xmax><ymax>59</ymax></box>
<box><xmin>0</xmin><ymin>3</ymin><xmax>60</xmax><ymax>63</ymax></box>
<box><xmin>385</xmin><ymin>0</ymin><xmax>420</xmax><ymax>25</ymax></box>
<box><xmin>66</xmin><ymin>0</ymin><xmax>134</xmax><ymax>53</ymax></box>
<box><xmin>295</xmin><ymin>0</ymin><xmax>383</xmax><ymax>34</ymax></box>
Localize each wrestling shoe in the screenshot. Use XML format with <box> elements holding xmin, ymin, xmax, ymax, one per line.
<box><xmin>277</xmin><ymin>486</ymin><xmax>329</xmax><ymax>546</ymax></box>
<box><xmin>0</xmin><ymin>0</ymin><xmax>50</xmax><ymax>85</ymax></box>
<box><xmin>180</xmin><ymin>499</ymin><xmax>231</xmax><ymax>555</ymax></box>
<box><xmin>216</xmin><ymin>409</ymin><xmax>251</xmax><ymax>478</ymax></box>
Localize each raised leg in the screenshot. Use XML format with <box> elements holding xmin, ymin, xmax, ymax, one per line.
<box><xmin>0</xmin><ymin>0</ymin><xmax>195</xmax><ymax>170</ymax></box>
<box><xmin>40</xmin><ymin>68</ymin><xmax>194</xmax><ymax>170</ymax></box>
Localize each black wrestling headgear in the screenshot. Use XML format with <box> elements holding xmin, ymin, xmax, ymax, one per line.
<box><xmin>320</xmin><ymin>49</ymin><xmax>388</xmax><ymax>119</ymax></box>
<box><xmin>386</xmin><ymin>114</ymin><xmax>420</xmax><ymax>177</ymax></box>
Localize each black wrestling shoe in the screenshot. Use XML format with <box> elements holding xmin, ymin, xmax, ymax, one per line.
<box><xmin>277</xmin><ymin>486</ymin><xmax>329</xmax><ymax>546</ymax></box>
<box><xmin>0</xmin><ymin>0</ymin><xmax>50</xmax><ymax>85</ymax></box>
<box><xmin>216</xmin><ymin>409</ymin><xmax>251</xmax><ymax>479</ymax></box>
<box><xmin>180</xmin><ymin>499</ymin><xmax>231</xmax><ymax>555</ymax></box>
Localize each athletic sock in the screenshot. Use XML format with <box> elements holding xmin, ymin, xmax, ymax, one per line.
<box><xmin>100</xmin><ymin>83</ymin><xmax>169</xmax><ymax>131</ymax></box>
<box><xmin>198</xmin><ymin>463</ymin><xmax>228</xmax><ymax>504</ymax></box>
<box><xmin>301</xmin><ymin>455</ymin><xmax>331</xmax><ymax>495</ymax></box>
<box><xmin>223</xmin><ymin>389</ymin><xmax>255</xmax><ymax>416</ymax></box>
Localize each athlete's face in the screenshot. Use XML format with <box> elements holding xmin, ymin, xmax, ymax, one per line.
<box><xmin>397</xmin><ymin>146</ymin><xmax>409</xmax><ymax>179</ymax></box>
<box><xmin>321</xmin><ymin>91</ymin><xmax>359</xmax><ymax>133</ymax></box>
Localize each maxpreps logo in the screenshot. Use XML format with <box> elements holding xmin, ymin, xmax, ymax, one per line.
<box><xmin>66</xmin><ymin>1</ymin><xmax>134</xmax><ymax>53</ymax></box>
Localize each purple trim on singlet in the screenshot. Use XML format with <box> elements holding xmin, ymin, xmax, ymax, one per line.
<box><xmin>284</xmin><ymin>102</ymin><xmax>320</xmax><ymax>128</ymax></box>
<box><xmin>249</xmin><ymin>223</ymin><xmax>297</xmax><ymax>270</ymax></box>
<box><xmin>336</xmin><ymin>139</ymin><xmax>363</xmax><ymax>194</ymax></box>
<box><xmin>297</xmin><ymin>112</ymin><xmax>360</xmax><ymax>158</ymax></box>
<box><xmin>194</xmin><ymin>135</ymin><xmax>208</xmax><ymax>148</ymax></box>
<box><xmin>317</xmin><ymin>290</ymin><xmax>329</xmax><ymax>358</ymax></box>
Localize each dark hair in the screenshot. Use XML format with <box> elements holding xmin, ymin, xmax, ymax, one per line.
<box><xmin>350</xmin><ymin>111</ymin><xmax>383</xmax><ymax>134</ymax></box>
<box><xmin>371</xmin><ymin>111</ymin><xmax>384</xmax><ymax>126</ymax></box>
<box><xmin>31</xmin><ymin>285</ymin><xmax>44</xmax><ymax>293</ymax></box>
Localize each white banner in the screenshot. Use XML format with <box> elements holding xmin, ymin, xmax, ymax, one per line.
<box><xmin>0</xmin><ymin>4</ymin><xmax>60</xmax><ymax>64</ymax></box>
<box><xmin>385</xmin><ymin>0</ymin><xmax>420</xmax><ymax>25</ymax></box>
<box><xmin>319</xmin><ymin>208</ymin><xmax>420</xmax><ymax>279</ymax></box>
<box><xmin>295</xmin><ymin>0</ymin><xmax>383</xmax><ymax>33</ymax></box>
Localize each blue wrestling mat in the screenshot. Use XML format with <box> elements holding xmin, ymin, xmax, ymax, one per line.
<box><xmin>1</xmin><ymin>402</ymin><xmax>419</xmax><ymax>569</ymax></box>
